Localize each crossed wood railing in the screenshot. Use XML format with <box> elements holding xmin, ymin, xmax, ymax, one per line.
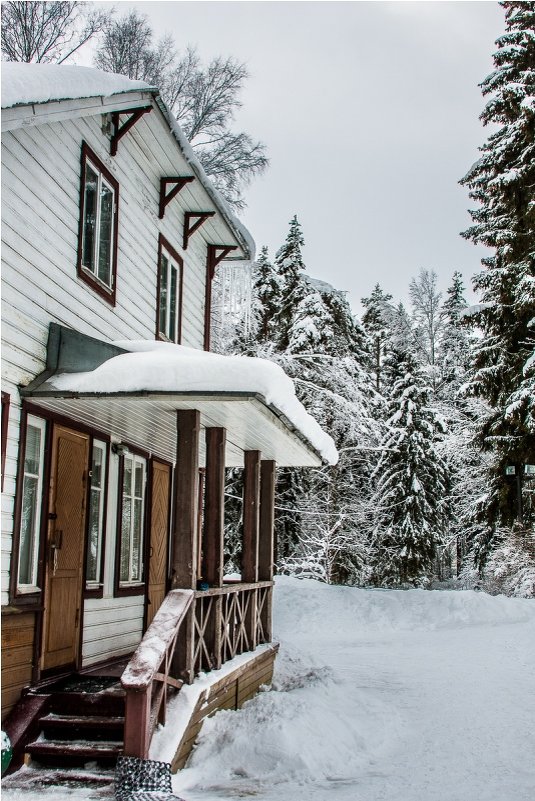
<box><xmin>193</xmin><ymin>581</ymin><xmax>273</xmax><ymax>673</ymax></box>
<box><xmin>122</xmin><ymin>581</ymin><xmax>274</xmax><ymax>758</ymax></box>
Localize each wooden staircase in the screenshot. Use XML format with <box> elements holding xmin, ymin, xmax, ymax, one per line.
<box><xmin>6</xmin><ymin>674</ymin><xmax>127</xmax><ymax>771</ymax></box>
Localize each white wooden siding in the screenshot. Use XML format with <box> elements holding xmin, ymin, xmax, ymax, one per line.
<box><xmin>1</xmin><ymin>99</ymin><xmax>243</xmax><ymax>613</ymax></box>
<box><xmin>82</xmin><ymin>596</ymin><xmax>144</xmax><ymax>666</ymax></box>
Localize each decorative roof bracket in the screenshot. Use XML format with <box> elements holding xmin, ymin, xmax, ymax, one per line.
<box><xmin>159</xmin><ymin>177</ymin><xmax>195</xmax><ymax>219</ymax></box>
<box><xmin>183</xmin><ymin>211</ymin><xmax>216</xmax><ymax>250</ymax></box>
<box><xmin>110</xmin><ymin>107</ymin><xmax>152</xmax><ymax>156</ymax></box>
<box><xmin>207</xmin><ymin>244</ymin><xmax>238</xmax><ymax>280</ymax></box>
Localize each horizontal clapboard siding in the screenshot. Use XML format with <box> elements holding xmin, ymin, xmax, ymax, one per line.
<box><xmin>1</xmin><ymin>611</ymin><xmax>36</xmax><ymax>720</ymax></box>
<box><xmin>82</xmin><ymin>595</ymin><xmax>145</xmax><ymax>666</ymax></box>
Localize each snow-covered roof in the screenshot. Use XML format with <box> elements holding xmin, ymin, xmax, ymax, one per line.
<box><xmin>40</xmin><ymin>341</ymin><xmax>338</xmax><ymax>465</ymax></box>
<box><xmin>1</xmin><ymin>62</ymin><xmax>255</xmax><ymax>260</ymax></box>
<box><xmin>1</xmin><ymin>62</ymin><xmax>156</xmax><ymax>109</ymax></box>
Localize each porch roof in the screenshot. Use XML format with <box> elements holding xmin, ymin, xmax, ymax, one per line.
<box><xmin>21</xmin><ymin>325</ymin><xmax>337</xmax><ymax>468</ymax></box>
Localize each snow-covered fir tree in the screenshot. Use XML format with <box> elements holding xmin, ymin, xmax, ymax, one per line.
<box><xmin>253</xmin><ymin>246</ymin><xmax>280</xmax><ymax>344</ymax></box>
<box><xmin>361</xmin><ymin>284</ymin><xmax>394</xmax><ymax>391</ymax></box>
<box><xmin>273</xmin><ymin>215</ymin><xmax>307</xmax><ymax>350</ymax></box>
<box><xmin>276</xmin><ymin>280</ymin><xmax>382</xmax><ymax>583</ymax></box>
<box><xmin>459</xmin><ymin>1</ymin><xmax>535</xmax><ymax>556</ymax></box>
<box><xmin>370</xmin><ymin>347</ymin><xmax>450</xmax><ymax>586</ymax></box>
<box><xmin>437</xmin><ymin>271</ymin><xmax>471</xmax><ymax>396</ymax></box>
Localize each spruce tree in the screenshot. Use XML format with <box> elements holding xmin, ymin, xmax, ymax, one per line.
<box><xmin>459</xmin><ymin>1</ymin><xmax>535</xmax><ymax>548</ymax></box>
<box><xmin>273</xmin><ymin>216</ymin><xmax>307</xmax><ymax>349</ymax></box>
<box><xmin>361</xmin><ymin>284</ymin><xmax>394</xmax><ymax>391</ymax></box>
<box><xmin>289</xmin><ymin>279</ymin><xmax>369</xmax><ymax>358</ymax></box>
<box><xmin>370</xmin><ymin>347</ymin><xmax>450</xmax><ymax>586</ymax></box>
<box><xmin>253</xmin><ymin>246</ymin><xmax>280</xmax><ymax>344</ymax></box>
<box><xmin>438</xmin><ymin>271</ymin><xmax>471</xmax><ymax>393</ymax></box>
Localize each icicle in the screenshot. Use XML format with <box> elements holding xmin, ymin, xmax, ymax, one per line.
<box><xmin>210</xmin><ymin>261</ymin><xmax>253</xmax><ymax>350</ymax></box>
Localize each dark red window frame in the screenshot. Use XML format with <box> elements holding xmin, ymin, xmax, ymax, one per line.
<box><xmin>156</xmin><ymin>234</ymin><xmax>184</xmax><ymax>344</ymax></box>
<box><xmin>1</xmin><ymin>392</ymin><xmax>10</xmax><ymax>491</ymax></box>
<box><xmin>77</xmin><ymin>142</ymin><xmax>119</xmax><ymax>306</ymax></box>
<box><xmin>114</xmin><ymin>443</ymin><xmax>150</xmax><ymax>598</ymax></box>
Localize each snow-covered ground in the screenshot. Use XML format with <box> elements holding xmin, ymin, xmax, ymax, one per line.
<box><xmin>4</xmin><ymin>576</ymin><xmax>535</xmax><ymax>801</ymax></box>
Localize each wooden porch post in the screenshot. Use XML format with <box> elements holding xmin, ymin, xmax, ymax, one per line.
<box><xmin>172</xmin><ymin>409</ymin><xmax>200</xmax><ymax>683</ymax></box>
<box><xmin>172</xmin><ymin>410</ymin><xmax>200</xmax><ymax>589</ymax></box>
<box><xmin>242</xmin><ymin>451</ymin><xmax>261</xmax><ymax>651</ymax></box>
<box><xmin>242</xmin><ymin>451</ymin><xmax>261</xmax><ymax>583</ymax></box>
<box><xmin>202</xmin><ymin>427</ymin><xmax>226</xmax><ymax>668</ymax></box>
<box><xmin>259</xmin><ymin>460</ymin><xmax>276</xmax><ymax>641</ymax></box>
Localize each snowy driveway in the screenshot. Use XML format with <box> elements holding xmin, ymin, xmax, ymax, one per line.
<box><xmin>175</xmin><ymin>578</ymin><xmax>535</xmax><ymax>801</ymax></box>
<box><xmin>4</xmin><ymin>577</ymin><xmax>535</xmax><ymax>801</ymax></box>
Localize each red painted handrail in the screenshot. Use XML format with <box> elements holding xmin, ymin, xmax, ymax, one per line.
<box><xmin>121</xmin><ymin>589</ymin><xmax>194</xmax><ymax>758</ymax></box>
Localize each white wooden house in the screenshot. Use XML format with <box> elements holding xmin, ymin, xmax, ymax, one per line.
<box><xmin>1</xmin><ymin>63</ymin><xmax>335</xmax><ymax>772</ymax></box>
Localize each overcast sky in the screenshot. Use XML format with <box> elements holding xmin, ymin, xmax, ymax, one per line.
<box><xmin>96</xmin><ymin>1</ymin><xmax>505</xmax><ymax>312</ymax></box>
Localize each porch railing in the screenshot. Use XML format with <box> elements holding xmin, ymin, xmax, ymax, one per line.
<box><xmin>121</xmin><ymin>589</ymin><xmax>194</xmax><ymax>758</ymax></box>
<box><xmin>193</xmin><ymin>581</ymin><xmax>273</xmax><ymax>673</ymax></box>
<box><xmin>121</xmin><ymin>581</ymin><xmax>273</xmax><ymax>758</ymax></box>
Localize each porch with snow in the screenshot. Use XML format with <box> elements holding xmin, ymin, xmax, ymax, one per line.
<box><xmin>20</xmin><ymin>324</ymin><xmax>336</xmax><ymax>763</ymax></box>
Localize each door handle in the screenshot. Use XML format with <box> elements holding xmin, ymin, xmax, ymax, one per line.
<box><xmin>50</xmin><ymin>530</ymin><xmax>63</xmax><ymax>550</ymax></box>
<box><xmin>50</xmin><ymin>530</ymin><xmax>62</xmax><ymax>575</ymax></box>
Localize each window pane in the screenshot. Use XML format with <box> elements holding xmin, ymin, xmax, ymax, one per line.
<box><xmin>18</xmin><ymin>419</ymin><xmax>45</xmax><ymax>588</ymax></box>
<box><xmin>169</xmin><ymin>265</ymin><xmax>178</xmax><ymax>342</ymax></box>
<box><xmin>98</xmin><ymin>181</ymin><xmax>113</xmax><ymax>286</ymax></box>
<box><xmin>120</xmin><ymin>456</ymin><xmax>145</xmax><ymax>585</ymax></box>
<box><xmin>123</xmin><ymin>457</ymin><xmax>132</xmax><ymax>497</ymax></box>
<box><xmin>83</xmin><ymin>163</ymin><xmax>98</xmax><ymax>273</ymax></box>
<box><xmin>92</xmin><ymin>446</ymin><xmax>103</xmax><ymax>489</ymax></box>
<box><xmin>86</xmin><ymin>488</ymin><xmax>100</xmax><ymax>582</ymax></box>
<box><xmin>19</xmin><ymin>475</ymin><xmax>39</xmax><ymax>585</ymax></box>
<box><xmin>86</xmin><ymin>443</ymin><xmax>106</xmax><ymax>584</ymax></box>
<box><xmin>120</xmin><ymin>496</ymin><xmax>132</xmax><ymax>582</ymax></box>
<box><xmin>159</xmin><ymin>255</ymin><xmax>168</xmax><ymax>336</ymax></box>
<box><xmin>132</xmin><ymin>498</ymin><xmax>143</xmax><ymax>582</ymax></box>
<box><xmin>134</xmin><ymin>462</ymin><xmax>144</xmax><ymax>498</ymax></box>
<box><xmin>24</xmin><ymin>425</ymin><xmax>41</xmax><ymax>475</ymax></box>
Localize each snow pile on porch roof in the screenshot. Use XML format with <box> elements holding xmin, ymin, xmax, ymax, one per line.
<box><xmin>48</xmin><ymin>341</ymin><xmax>338</xmax><ymax>465</ymax></box>
<box><xmin>1</xmin><ymin>62</ymin><xmax>156</xmax><ymax>109</ymax></box>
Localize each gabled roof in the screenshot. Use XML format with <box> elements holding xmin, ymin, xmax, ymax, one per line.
<box><xmin>1</xmin><ymin>62</ymin><xmax>255</xmax><ymax>260</ymax></box>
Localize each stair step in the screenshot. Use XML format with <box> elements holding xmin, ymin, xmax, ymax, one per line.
<box><xmin>47</xmin><ymin>689</ymin><xmax>125</xmax><ymax>718</ymax></box>
<box><xmin>27</xmin><ymin>739</ymin><xmax>123</xmax><ymax>767</ymax></box>
<box><xmin>40</xmin><ymin>713</ymin><xmax>125</xmax><ymax>742</ymax></box>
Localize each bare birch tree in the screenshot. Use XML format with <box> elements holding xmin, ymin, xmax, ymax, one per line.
<box><xmin>409</xmin><ymin>268</ymin><xmax>444</xmax><ymax>389</ymax></box>
<box><xmin>94</xmin><ymin>10</ymin><xmax>268</xmax><ymax>210</ymax></box>
<box><xmin>1</xmin><ymin>1</ymin><xmax>110</xmax><ymax>64</ymax></box>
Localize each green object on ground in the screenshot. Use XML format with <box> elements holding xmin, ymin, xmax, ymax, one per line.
<box><xmin>1</xmin><ymin>730</ymin><xmax>12</xmax><ymax>775</ymax></box>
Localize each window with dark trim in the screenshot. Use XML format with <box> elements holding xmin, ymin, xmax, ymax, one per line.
<box><xmin>117</xmin><ymin>452</ymin><xmax>147</xmax><ymax>591</ymax></box>
<box><xmin>85</xmin><ymin>438</ymin><xmax>108</xmax><ymax>592</ymax></box>
<box><xmin>17</xmin><ymin>414</ymin><xmax>47</xmax><ymax>592</ymax></box>
<box><xmin>78</xmin><ymin>143</ymin><xmax>118</xmax><ymax>305</ymax></box>
<box><xmin>156</xmin><ymin>235</ymin><xmax>183</xmax><ymax>343</ymax></box>
<box><xmin>1</xmin><ymin>392</ymin><xmax>10</xmax><ymax>491</ymax></box>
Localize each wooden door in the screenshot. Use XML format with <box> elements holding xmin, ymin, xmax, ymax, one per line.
<box><xmin>41</xmin><ymin>426</ymin><xmax>89</xmax><ymax>672</ymax></box>
<box><xmin>146</xmin><ymin>461</ymin><xmax>171</xmax><ymax>628</ymax></box>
